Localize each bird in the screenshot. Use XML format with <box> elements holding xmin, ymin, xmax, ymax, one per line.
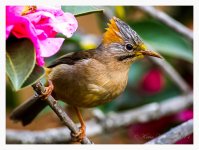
<box><xmin>10</xmin><ymin>17</ymin><xmax>162</xmax><ymax>142</ymax></box>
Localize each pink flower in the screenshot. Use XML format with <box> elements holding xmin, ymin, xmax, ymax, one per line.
<box><xmin>140</xmin><ymin>69</ymin><xmax>165</xmax><ymax>94</ymax></box>
<box><xmin>175</xmin><ymin>109</ymin><xmax>193</xmax><ymax>122</ymax></box>
<box><xmin>6</xmin><ymin>6</ymin><xmax>78</xmax><ymax>66</ymax></box>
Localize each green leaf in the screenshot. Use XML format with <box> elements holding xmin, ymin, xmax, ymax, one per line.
<box><xmin>6</xmin><ymin>38</ymin><xmax>35</xmax><ymax>91</ymax></box>
<box><xmin>61</xmin><ymin>6</ymin><xmax>103</xmax><ymax>16</ymax></box>
<box><xmin>129</xmin><ymin>20</ymin><xmax>193</xmax><ymax>63</ymax></box>
<box><xmin>22</xmin><ymin>65</ymin><xmax>45</xmax><ymax>88</ymax></box>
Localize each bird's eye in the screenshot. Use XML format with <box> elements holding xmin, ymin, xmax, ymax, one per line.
<box><xmin>125</xmin><ymin>43</ymin><xmax>133</xmax><ymax>51</ymax></box>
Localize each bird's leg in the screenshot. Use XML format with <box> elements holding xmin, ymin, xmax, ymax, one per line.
<box><xmin>39</xmin><ymin>80</ymin><xmax>54</xmax><ymax>99</ymax></box>
<box><xmin>71</xmin><ymin>107</ymin><xmax>86</xmax><ymax>142</ymax></box>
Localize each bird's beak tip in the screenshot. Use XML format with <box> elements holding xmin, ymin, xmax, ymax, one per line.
<box><xmin>140</xmin><ymin>50</ymin><xmax>163</xmax><ymax>59</ymax></box>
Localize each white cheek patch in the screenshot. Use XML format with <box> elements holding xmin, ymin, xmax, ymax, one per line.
<box><xmin>108</xmin><ymin>44</ymin><xmax>126</xmax><ymax>55</ymax></box>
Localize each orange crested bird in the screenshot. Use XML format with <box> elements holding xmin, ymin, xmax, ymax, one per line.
<box><xmin>10</xmin><ymin>17</ymin><xmax>162</xmax><ymax>142</ymax></box>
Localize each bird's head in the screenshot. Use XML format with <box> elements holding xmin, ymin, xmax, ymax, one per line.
<box><xmin>101</xmin><ymin>17</ymin><xmax>162</xmax><ymax>64</ymax></box>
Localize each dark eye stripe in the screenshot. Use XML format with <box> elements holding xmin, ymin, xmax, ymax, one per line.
<box><xmin>117</xmin><ymin>54</ymin><xmax>135</xmax><ymax>61</ymax></box>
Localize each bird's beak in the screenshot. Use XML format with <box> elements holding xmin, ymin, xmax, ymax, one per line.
<box><xmin>139</xmin><ymin>49</ymin><xmax>162</xmax><ymax>59</ymax></box>
<box><xmin>137</xmin><ymin>44</ymin><xmax>162</xmax><ymax>59</ymax></box>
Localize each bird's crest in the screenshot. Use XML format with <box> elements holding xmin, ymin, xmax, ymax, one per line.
<box><xmin>103</xmin><ymin>17</ymin><xmax>124</xmax><ymax>45</ymax></box>
<box><xmin>103</xmin><ymin>17</ymin><xmax>143</xmax><ymax>46</ymax></box>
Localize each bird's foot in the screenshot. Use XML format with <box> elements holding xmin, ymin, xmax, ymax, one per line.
<box><xmin>71</xmin><ymin>125</ymin><xmax>86</xmax><ymax>143</ymax></box>
<box><xmin>39</xmin><ymin>80</ymin><xmax>54</xmax><ymax>100</ymax></box>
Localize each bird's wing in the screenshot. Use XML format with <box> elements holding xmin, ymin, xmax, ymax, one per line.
<box><xmin>48</xmin><ymin>50</ymin><xmax>94</xmax><ymax>68</ymax></box>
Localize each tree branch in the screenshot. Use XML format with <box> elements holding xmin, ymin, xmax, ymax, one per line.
<box><xmin>7</xmin><ymin>92</ymin><xmax>192</xmax><ymax>144</ymax></box>
<box><xmin>137</xmin><ymin>6</ymin><xmax>193</xmax><ymax>42</ymax></box>
<box><xmin>146</xmin><ymin>119</ymin><xmax>193</xmax><ymax>144</ymax></box>
<box><xmin>31</xmin><ymin>82</ymin><xmax>93</xmax><ymax>144</ymax></box>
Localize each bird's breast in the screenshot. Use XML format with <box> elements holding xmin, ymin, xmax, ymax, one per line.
<box><xmin>48</xmin><ymin>59</ymin><xmax>129</xmax><ymax>108</ymax></box>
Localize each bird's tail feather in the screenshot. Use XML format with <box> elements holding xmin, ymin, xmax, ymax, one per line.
<box><xmin>10</xmin><ymin>96</ymin><xmax>48</xmax><ymax>126</ymax></box>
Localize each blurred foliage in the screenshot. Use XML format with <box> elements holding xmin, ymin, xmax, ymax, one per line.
<box><xmin>115</xmin><ymin>6</ymin><xmax>126</xmax><ymax>19</ymax></box>
<box><xmin>130</xmin><ymin>20</ymin><xmax>192</xmax><ymax>63</ymax></box>
<box><xmin>6</xmin><ymin>82</ymin><xmax>19</xmax><ymax>110</ymax></box>
<box><xmin>61</xmin><ymin>6</ymin><xmax>103</xmax><ymax>16</ymax></box>
<box><xmin>6</xmin><ymin>37</ymin><xmax>45</xmax><ymax>91</ymax></box>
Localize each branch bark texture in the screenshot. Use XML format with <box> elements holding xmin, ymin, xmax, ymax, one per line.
<box><xmin>7</xmin><ymin>92</ymin><xmax>192</xmax><ymax>144</ymax></box>
<box><xmin>146</xmin><ymin>119</ymin><xmax>193</xmax><ymax>144</ymax></box>
<box><xmin>31</xmin><ymin>82</ymin><xmax>93</xmax><ymax>144</ymax></box>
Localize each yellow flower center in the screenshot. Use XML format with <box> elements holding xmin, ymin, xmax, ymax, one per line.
<box><xmin>21</xmin><ymin>6</ymin><xmax>37</xmax><ymax>16</ymax></box>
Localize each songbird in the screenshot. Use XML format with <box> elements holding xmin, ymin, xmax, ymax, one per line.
<box><xmin>10</xmin><ymin>17</ymin><xmax>162</xmax><ymax>142</ymax></box>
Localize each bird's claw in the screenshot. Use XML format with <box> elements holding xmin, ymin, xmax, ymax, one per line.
<box><xmin>39</xmin><ymin>80</ymin><xmax>54</xmax><ymax>100</ymax></box>
<box><xmin>71</xmin><ymin>126</ymin><xmax>86</xmax><ymax>143</ymax></box>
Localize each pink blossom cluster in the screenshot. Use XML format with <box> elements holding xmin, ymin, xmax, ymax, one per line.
<box><xmin>6</xmin><ymin>6</ymin><xmax>78</xmax><ymax>66</ymax></box>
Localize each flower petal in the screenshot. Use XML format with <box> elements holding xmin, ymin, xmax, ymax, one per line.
<box><xmin>25</xmin><ymin>11</ymin><xmax>78</xmax><ymax>38</ymax></box>
<box><xmin>6</xmin><ymin>6</ymin><xmax>78</xmax><ymax>67</ymax></box>
<box><xmin>38</xmin><ymin>38</ymin><xmax>65</xmax><ymax>57</ymax></box>
<box><xmin>6</xmin><ymin>25</ymin><xmax>14</xmax><ymax>39</ymax></box>
<box><xmin>36</xmin><ymin>6</ymin><xmax>63</xmax><ymax>16</ymax></box>
<box><xmin>36</xmin><ymin>55</ymin><xmax>45</xmax><ymax>66</ymax></box>
<box><xmin>54</xmin><ymin>12</ymin><xmax>78</xmax><ymax>38</ymax></box>
<box><xmin>6</xmin><ymin>6</ymin><xmax>24</xmax><ymax>16</ymax></box>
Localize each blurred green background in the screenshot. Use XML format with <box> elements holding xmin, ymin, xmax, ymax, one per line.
<box><xmin>6</xmin><ymin>6</ymin><xmax>193</xmax><ymax>144</ymax></box>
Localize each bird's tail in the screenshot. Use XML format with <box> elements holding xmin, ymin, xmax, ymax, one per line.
<box><xmin>10</xmin><ymin>96</ymin><xmax>48</xmax><ymax>126</ymax></box>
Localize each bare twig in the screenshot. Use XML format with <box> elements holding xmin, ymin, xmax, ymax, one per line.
<box><xmin>98</xmin><ymin>92</ymin><xmax>192</xmax><ymax>128</ymax></box>
<box><xmin>6</xmin><ymin>92</ymin><xmax>192</xmax><ymax>144</ymax></box>
<box><xmin>137</xmin><ymin>6</ymin><xmax>193</xmax><ymax>42</ymax></box>
<box><xmin>31</xmin><ymin>82</ymin><xmax>93</xmax><ymax>144</ymax></box>
<box><xmin>146</xmin><ymin>119</ymin><xmax>193</xmax><ymax>144</ymax></box>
